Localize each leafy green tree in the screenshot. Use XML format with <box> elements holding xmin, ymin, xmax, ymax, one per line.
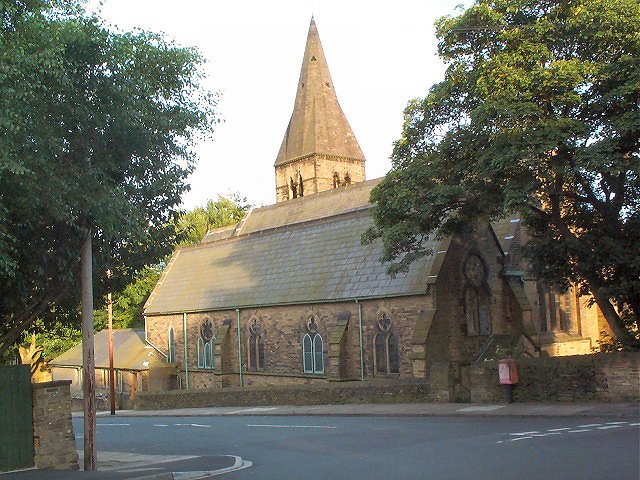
<box><xmin>364</xmin><ymin>0</ymin><xmax>639</xmax><ymax>347</ymax></box>
<box><xmin>0</xmin><ymin>1</ymin><xmax>216</xmax><ymax>356</ymax></box>
<box><xmin>174</xmin><ymin>194</ymin><xmax>252</xmax><ymax>246</ymax></box>
<box><xmin>90</xmin><ymin>195</ymin><xmax>249</xmax><ymax>340</ymax></box>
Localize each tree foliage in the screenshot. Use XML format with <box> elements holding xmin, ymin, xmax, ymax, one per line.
<box><xmin>174</xmin><ymin>193</ymin><xmax>252</xmax><ymax>246</ymax></box>
<box><xmin>364</xmin><ymin>0</ymin><xmax>639</xmax><ymax>346</ymax></box>
<box><xmin>0</xmin><ymin>0</ymin><xmax>217</xmax><ymax>355</ymax></box>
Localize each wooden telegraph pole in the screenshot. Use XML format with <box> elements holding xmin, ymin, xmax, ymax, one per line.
<box><xmin>81</xmin><ymin>230</ymin><xmax>96</xmax><ymax>470</ymax></box>
<box><xmin>107</xmin><ymin>269</ymin><xmax>116</xmax><ymax>415</ymax></box>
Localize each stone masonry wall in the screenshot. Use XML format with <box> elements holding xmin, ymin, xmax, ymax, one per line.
<box><xmin>32</xmin><ymin>380</ymin><xmax>79</xmax><ymax>470</ymax></box>
<box><xmin>135</xmin><ymin>381</ymin><xmax>428</xmax><ymax>410</ymax></box>
<box><xmin>428</xmin><ymin>224</ymin><xmax>521</xmax><ymax>372</ymax></box>
<box><xmin>145</xmin><ymin>295</ymin><xmax>435</xmax><ymax>391</ymax></box>
<box><xmin>466</xmin><ymin>352</ymin><xmax>639</xmax><ymax>403</ymax></box>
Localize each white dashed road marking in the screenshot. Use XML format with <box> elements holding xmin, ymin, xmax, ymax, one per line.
<box><xmin>510</xmin><ymin>436</ymin><xmax>533</xmax><ymax>442</ymax></box>
<box><xmin>499</xmin><ymin>421</ymin><xmax>638</xmax><ymax>445</ymax></box>
<box><xmin>246</xmin><ymin>424</ymin><xmax>337</xmax><ymax>429</ymax></box>
<box><xmin>225</xmin><ymin>407</ymin><xmax>279</xmax><ymax>415</ymax></box>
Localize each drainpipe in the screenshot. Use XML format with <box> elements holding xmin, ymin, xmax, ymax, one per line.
<box><xmin>236</xmin><ymin>308</ymin><xmax>243</xmax><ymax>388</ymax></box>
<box><xmin>183</xmin><ymin>312</ymin><xmax>189</xmax><ymax>390</ymax></box>
<box><xmin>356</xmin><ymin>300</ymin><xmax>364</xmax><ymax>381</ymax></box>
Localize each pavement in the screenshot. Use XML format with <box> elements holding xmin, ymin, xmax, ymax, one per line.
<box><xmin>4</xmin><ymin>401</ymin><xmax>638</xmax><ymax>479</ymax></box>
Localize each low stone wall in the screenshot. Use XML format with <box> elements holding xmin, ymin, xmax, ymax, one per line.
<box><xmin>32</xmin><ymin>381</ymin><xmax>79</xmax><ymax>470</ymax></box>
<box><xmin>135</xmin><ymin>380</ymin><xmax>429</xmax><ymax>410</ymax></box>
<box><xmin>467</xmin><ymin>352</ymin><xmax>640</xmax><ymax>403</ymax></box>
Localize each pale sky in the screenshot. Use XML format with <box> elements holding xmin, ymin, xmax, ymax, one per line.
<box><xmin>87</xmin><ymin>0</ymin><xmax>468</xmax><ymax>209</ymax></box>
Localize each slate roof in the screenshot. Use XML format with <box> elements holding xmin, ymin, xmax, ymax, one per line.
<box><xmin>491</xmin><ymin>214</ymin><xmax>524</xmax><ymax>269</ymax></box>
<box><xmin>145</xmin><ymin>181</ymin><xmax>446</xmax><ymax>315</ymax></box>
<box><xmin>274</xmin><ymin>17</ymin><xmax>365</xmax><ymax>167</ymax></box>
<box><xmin>49</xmin><ymin>329</ymin><xmax>162</xmax><ymax>371</ymax></box>
<box><xmin>491</xmin><ymin>215</ymin><xmax>522</xmax><ymax>256</ymax></box>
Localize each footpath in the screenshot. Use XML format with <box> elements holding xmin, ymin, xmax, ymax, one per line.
<box><xmin>5</xmin><ymin>401</ymin><xmax>639</xmax><ymax>480</ymax></box>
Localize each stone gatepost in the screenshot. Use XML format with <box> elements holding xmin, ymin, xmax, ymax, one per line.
<box><xmin>32</xmin><ymin>380</ymin><xmax>79</xmax><ymax>470</ymax></box>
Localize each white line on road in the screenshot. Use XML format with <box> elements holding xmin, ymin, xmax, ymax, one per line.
<box><xmin>630</xmin><ymin>423</ymin><xmax>640</xmax><ymax>426</ymax></box>
<box><xmin>190</xmin><ymin>424</ymin><xmax>212</xmax><ymax>428</ymax></box>
<box><xmin>509</xmin><ymin>431</ymin><xmax>540</xmax><ymax>436</ymax></box>
<box><xmin>456</xmin><ymin>405</ymin><xmax>505</xmax><ymax>412</ymax></box>
<box><xmin>510</xmin><ymin>436</ymin><xmax>533</xmax><ymax>442</ymax></box>
<box><xmin>154</xmin><ymin>424</ymin><xmax>169</xmax><ymax>427</ymax></box>
<box><xmin>568</xmin><ymin>429</ymin><xmax>591</xmax><ymax>433</ymax></box>
<box><xmin>246</xmin><ymin>424</ymin><xmax>337</xmax><ymax>429</ymax></box>
<box><xmin>97</xmin><ymin>423</ymin><xmax>130</xmax><ymax>426</ymax></box>
<box><xmin>605</xmin><ymin>422</ymin><xmax>628</xmax><ymax>425</ymax></box>
<box><xmin>547</xmin><ymin>428</ymin><xmax>571</xmax><ymax>432</ymax></box>
<box><xmin>577</xmin><ymin>424</ymin><xmax>601</xmax><ymax>428</ymax></box>
<box><xmin>225</xmin><ymin>407</ymin><xmax>279</xmax><ymax>415</ymax></box>
<box><xmin>598</xmin><ymin>425</ymin><xmax>622</xmax><ymax>430</ymax></box>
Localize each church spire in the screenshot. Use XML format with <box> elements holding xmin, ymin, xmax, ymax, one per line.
<box><xmin>274</xmin><ymin>17</ymin><xmax>366</xmax><ymax>202</ymax></box>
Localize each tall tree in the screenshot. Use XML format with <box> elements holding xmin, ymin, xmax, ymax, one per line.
<box><xmin>0</xmin><ymin>0</ymin><xmax>217</xmax><ymax>356</ymax></box>
<box><xmin>364</xmin><ymin>0</ymin><xmax>639</xmax><ymax>347</ymax></box>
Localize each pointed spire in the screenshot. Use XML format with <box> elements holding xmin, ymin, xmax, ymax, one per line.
<box><xmin>275</xmin><ymin>18</ymin><xmax>365</xmax><ymax>167</ymax></box>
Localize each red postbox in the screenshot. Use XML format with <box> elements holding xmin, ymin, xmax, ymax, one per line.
<box><xmin>498</xmin><ymin>358</ymin><xmax>519</xmax><ymax>385</ymax></box>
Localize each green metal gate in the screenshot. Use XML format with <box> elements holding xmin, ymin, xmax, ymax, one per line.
<box><xmin>0</xmin><ymin>365</ymin><xmax>34</xmax><ymax>472</ymax></box>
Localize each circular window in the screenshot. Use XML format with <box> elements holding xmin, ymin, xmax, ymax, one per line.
<box><xmin>464</xmin><ymin>254</ymin><xmax>486</xmax><ymax>287</ymax></box>
<box><xmin>249</xmin><ymin>318</ymin><xmax>262</xmax><ymax>336</ymax></box>
<box><xmin>307</xmin><ymin>316</ymin><xmax>318</xmax><ymax>334</ymax></box>
<box><xmin>200</xmin><ymin>318</ymin><xmax>214</xmax><ymax>342</ymax></box>
<box><xmin>378</xmin><ymin>313</ymin><xmax>392</xmax><ymax>332</ymax></box>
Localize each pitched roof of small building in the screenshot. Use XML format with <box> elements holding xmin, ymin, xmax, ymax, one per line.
<box><xmin>274</xmin><ymin>17</ymin><xmax>365</xmax><ymax>167</ymax></box>
<box><xmin>49</xmin><ymin>329</ymin><xmax>162</xmax><ymax>371</ymax></box>
<box><xmin>145</xmin><ymin>180</ymin><xmax>447</xmax><ymax>315</ymax></box>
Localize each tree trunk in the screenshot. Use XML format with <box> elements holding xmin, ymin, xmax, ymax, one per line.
<box><xmin>589</xmin><ymin>282</ymin><xmax>640</xmax><ymax>350</ymax></box>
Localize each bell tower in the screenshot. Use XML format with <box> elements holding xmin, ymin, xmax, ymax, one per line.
<box><xmin>275</xmin><ymin>17</ymin><xmax>366</xmax><ymax>202</ymax></box>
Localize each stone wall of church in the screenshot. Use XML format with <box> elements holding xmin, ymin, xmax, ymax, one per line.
<box><xmin>314</xmin><ymin>154</ymin><xmax>365</xmax><ymax>193</ymax></box>
<box><xmin>275</xmin><ymin>154</ymin><xmax>365</xmax><ymax>202</ymax></box>
<box><xmin>427</xmin><ymin>224</ymin><xmax>521</xmax><ymax>371</ymax></box>
<box><xmin>146</xmin><ymin>293</ymin><xmax>438</xmax><ymax>390</ymax></box>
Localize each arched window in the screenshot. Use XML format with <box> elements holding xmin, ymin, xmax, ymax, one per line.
<box><xmin>197</xmin><ymin>337</ymin><xmax>205</xmax><ymax>368</ymax></box>
<box><xmin>463</xmin><ymin>254</ymin><xmax>492</xmax><ymax>336</ymax></box>
<box><xmin>374</xmin><ymin>312</ymin><xmax>400</xmax><ymax>375</ymax></box>
<box><xmin>303</xmin><ymin>333</ymin><xmax>313</xmax><ymax>373</ymax></box>
<box><xmin>248</xmin><ymin>318</ymin><xmax>265</xmax><ymax>371</ymax></box>
<box><xmin>197</xmin><ymin>318</ymin><xmax>215</xmax><ymax>369</ymax></box>
<box><xmin>333</xmin><ymin>172</ymin><xmax>340</xmax><ymax>188</ymax></box>
<box><xmin>302</xmin><ymin>332</ymin><xmax>324</xmax><ymax>374</ymax></box>
<box><xmin>167</xmin><ymin>327</ymin><xmax>176</xmax><ymax>363</ymax></box>
<box><xmin>313</xmin><ymin>334</ymin><xmax>324</xmax><ymax>374</ymax></box>
<box><xmin>298</xmin><ymin>173</ymin><xmax>304</xmax><ymax>197</ymax></box>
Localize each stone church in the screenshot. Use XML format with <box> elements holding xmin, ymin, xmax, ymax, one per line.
<box><xmin>143</xmin><ymin>18</ymin><xmax>608</xmax><ymax>390</ymax></box>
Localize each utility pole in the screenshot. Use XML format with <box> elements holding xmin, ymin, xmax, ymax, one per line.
<box><xmin>81</xmin><ymin>230</ymin><xmax>96</xmax><ymax>471</ymax></box>
<box><xmin>107</xmin><ymin>269</ymin><xmax>116</xmax><ymax>416</ymax></box>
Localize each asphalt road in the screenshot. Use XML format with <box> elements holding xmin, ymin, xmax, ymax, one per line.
<box><xmin>74</xmin><ymin>415</ymin><xmax>640</xmax><ymax>480</ymax></box>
